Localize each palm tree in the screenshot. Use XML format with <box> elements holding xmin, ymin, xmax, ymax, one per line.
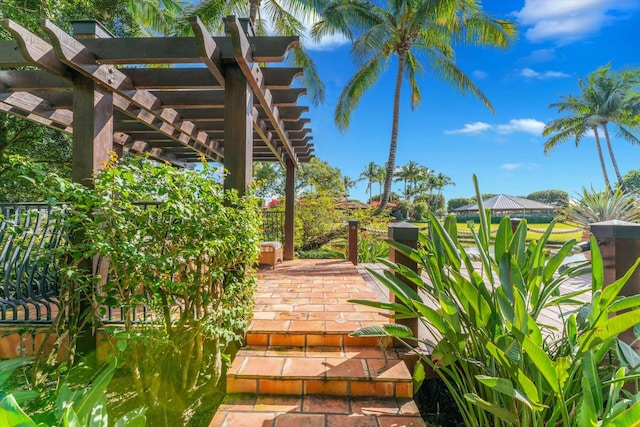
<box><xmin>583</xmin><ymin>65</ymin><xmax>640</xmax><ymax>189</ymax></box>
<box><xmin>434</xmin><ymin>172</ymin><xmax>454</xmax><ymax>197</ymax></box>
<box><xmin>313</xmin><ymin>0</ymin><xmax>515</xmax><ymax>210</ymax></box>
<box><xmin>180</xmin><ymin>0</ymin><xmax>325</xmax><ymax>105</ymax></box>
<box><xmin>374</xmin><ymin>164</ymin><xmax>386</xmax><ymax>199</ymax></box>
<box><xmin>359</xmin><ymin>161</ymin><xmax>381</xmax><ymax>203</ymax></box>
<box><xmin>544</xmin><ymin>65</ymin><xmax>640</xmax><ymax>190</ymax></box>
<box><xmin>342</xmin><ymin>175</ymin><xmax>356</xmax><ymax>198</ymax></box>
<box><xmin>544</xmin><ymin>94</ymin><xmax>612</xmax><ymax>189</ymax></box>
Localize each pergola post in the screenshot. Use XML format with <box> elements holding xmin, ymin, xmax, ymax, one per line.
<box><xmin>72</xmin><ymin>73</ymin><xmax>113</xmax><ymax>357</ymax></box>
<box><xmin>284</xmin><ymin>158</ymin><xmax>295</xmax><ymax>260</ymax></box>
<box><xmin>223</xmin><ymin>65</ymin><xmax>253</xmax><ymax>195</ymax></box>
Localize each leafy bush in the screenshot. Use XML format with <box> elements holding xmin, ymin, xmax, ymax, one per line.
<box><xmin>525</xmin><ymin>189</ymin><xmax>569</xmax><ymax>207</ymax></box>
<box><xmin>43</xmin><ymin>155</ymin><xmax>261</xmax><ymax>422</ymax></box>
<box><xmin>448</xmin><ymin>197</ymin><xmax>473</xmax><ymax>212</ymax></box>
<box><xmin>351</xmin><ymin>176</ymin><xmax>640</xmax><ymax>426</ymax></box>
<box><xmin>296</xmin><ymin>248</ymin><xmax>345</xmax><ymax>259</ymax></box>
<box><xmin>357</xmin><ymin>230</ymin><xmax>389</xmax><ymax>263</ymax></box>
<box><xmin>295</xmin><ymin>191</ymin><xmax>346</xmax><ymax>249</ymax></box>
<box><xmin>565</xmin><ymin>186</ymin><xmax>640</xmax><ymax>229</ymax></box>
<box><xmin>0</xmin><ymin>358</ymin><xmax>145</xmax><ymax>426</ymax></box>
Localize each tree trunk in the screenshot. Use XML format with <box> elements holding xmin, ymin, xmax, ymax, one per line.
<box><xmin>593</xmin><ymin>127</ymin><xmax>611</xmax><ymax>189</ymax></box>
<box><xmin>249</xmin><ymin>0</ymin><xmax>260</xmax><ymax>27</ymax></box>
<box><xmin>379</xmin><ymin>52</ymin><xmax>405</xmax><ymax>211</ymax></box>
<box><xmin>602</xmin><ymin>123</ymin><xmax>625</xmax><ymax>191</ymax></box>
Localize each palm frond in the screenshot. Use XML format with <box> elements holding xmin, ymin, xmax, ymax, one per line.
<box><xmin>335</xmin><ymin>53</ymin><xmax>386</xmax><ymax>130</ymax></box>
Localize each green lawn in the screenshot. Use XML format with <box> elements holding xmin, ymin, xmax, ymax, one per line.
<box><xmin>410</xmin><ymin>221</ymin><xmax>584</xmax><ymax>245</ymax></box>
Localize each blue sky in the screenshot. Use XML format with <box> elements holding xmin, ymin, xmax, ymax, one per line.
<box><xmin>300</xmin><ymin>0</ymin><xmax>640</xmax><ymax>203</ymax></box>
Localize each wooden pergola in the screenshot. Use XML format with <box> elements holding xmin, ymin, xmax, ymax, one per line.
<box><xmin>0</xmin><ymin>15</ymin><xmax>314</xmax><ymax>260</ymax></box>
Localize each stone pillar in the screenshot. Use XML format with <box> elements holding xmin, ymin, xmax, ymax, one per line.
<box><xmin>590</xmin><ymin>220</ymin><xmax>640</xmax><ymax>349</ymax></box>
<box><xmin>388</xmin><ymin>221</ymin><xmax>420</xmax><ymax>345</ymax></box>
<box><xmin>348</xmin><ymin>220</ymin><xmax>358</xmax><ymax>265</ymax></box>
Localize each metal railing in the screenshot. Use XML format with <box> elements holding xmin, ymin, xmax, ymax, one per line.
<box><xmin>262</xmin><ymin>209</ymin><xmax>284</xmax><ymax>242</ymax></box>
<box><xmin>0</xmin><ymin>203</ymin><xmax>66</xmax><ymax>323</ymax></box>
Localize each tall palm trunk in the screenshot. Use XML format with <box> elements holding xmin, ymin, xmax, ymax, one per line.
<box><xmin>249</xmin><ymin>0</ymin><xmax>260</xmax><ymax>27</ymax></box>
<box><xmin>593</xmin><ymin>127</ymin><xmax>611</xmax><ymax>189</ymax></box>
<box><xmin>602</xmin><ymin>123</ymin><xmax>625</xmax><ymax>191</ymax></box>
<box><xmin>379</xmin><ymin>52</ymin><xmax>405</xmax><ymax>211</ymax></box>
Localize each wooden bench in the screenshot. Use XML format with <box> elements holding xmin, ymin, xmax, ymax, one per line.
<box><xmin>259</xmin><ymin>242</ymin><xmax>283</xmax><ymax>269</ymax></box>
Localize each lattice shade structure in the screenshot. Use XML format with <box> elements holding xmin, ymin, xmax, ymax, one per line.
<box><xmin>1</xmin><ymin>15</ymin><xmax>310</xmax><ymax>262</ymax></box>
<box><xmin>0</xmin><ymin>16</ymin><xmax>314</xmax><ymax>168</ymax></box>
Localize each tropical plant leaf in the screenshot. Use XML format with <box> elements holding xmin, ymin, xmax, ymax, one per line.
<box><xmin>494</xmin><ymin>217</ymin><xmax>511</xmax><ymax>265</ymax></box>
<box><xmin>348</xmin><ymin>299</ymin><xmax>413</xmax><ymax>314</ymax></box>
<box><xmin>591</xmin><ymin>234</ymin><xmax>604</xmax><ymax>293</ymax></box>
<box><xmin>114</xmin><ymin>408</ymin><xmax>146</xmax><ymax>427</ymax></box>
<box><xmin>412</xmin><ymin>361</ymin><xmax>425</xmax><ymax>395</ymax></box>
<box><xmin>522</xmin><ymin>336</ymin><xmax>559</xmax><ymax>394</ymax></box>
<box><xmin>607</xmin><ymin>401</ymin><xmax>640</xmax><ymax>427</ymax></box>
<box><xmin>464</xmin><ymin>393</ymin><xmax>517</xmax><ymax>425</ymax></box>
<box><xmin>543</xmin><ymin>239</ymin><xmax>575</xmax><ymax>283</ymax></box>
<box><xmin>0</xmin><ymin>358</ymin><xmax>32</xmax><ymax>388</ymax></box>
<box><xmin>349</xmin><ymin>323</ymin><xmax>414</xmax><ymax>339</ymax></box>
<box><xmin>610</xmin><ymin>295</ymin><xmax>640</xmax><ymax>314</ymax></box>
<box><xmin>616</xmin><ymin>340</ymin><xmax>640</xmax><ymax>371</ymax></box>
<box><xmin>73</xmin><ymin>360</ymin><xmax>117</xmax><ymax>424</ymax></box>
<box><xmin>0</xmin><ymin>395</ymin><xmax>37</xmax><ymax>427</ymax></box>
<box><xmin>581</xmin><ymin>309</ymin><xmax>640</xmax><ymax>351</ymax></box>
<box><xmin>577</xmin><ymin>375</ymin><xmax>598</xmax><ymax>427</ymax></box>
<box><xmin>582</xmin><ymin>351</ymin><xmax>603</xmax><ymax>414</ymax></box>
<box><xmin>476</xmin><ymin>375</ymin><xmax>545</xmax><ymax>410</ymax></box>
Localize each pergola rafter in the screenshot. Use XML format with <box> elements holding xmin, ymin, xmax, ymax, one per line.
<box><xmin>0</xmin><ymin>14</ymin><xmax>312</xmax><ymax>265</ymax></box>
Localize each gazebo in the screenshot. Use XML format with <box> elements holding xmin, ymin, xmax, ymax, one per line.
<box><xmin>0</xmin><ymin>15</ymin><xmax>313</xmax><ymax>260</ymax></box>
<box><xmin>454</xmin><ymin>194</ymin><xmax>557</xmax><ymax>218</ymax></box>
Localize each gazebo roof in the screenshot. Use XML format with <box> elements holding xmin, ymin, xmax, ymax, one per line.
<box><xmin>454</xmin><ymin>194</ymin><xmax>556</xmax><ymax>212</ymax></box>
<box><xmin>0</xmin><ymin>16</ymin><xmax>313</xmax><ymax>168</ymax></box>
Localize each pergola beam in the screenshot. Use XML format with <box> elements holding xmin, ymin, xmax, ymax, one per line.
<box><xmin>37</xmin><ymin>19</ymin><xmax>223</xmax><ymax>161</ymax></box>
<box><xmin>75</xmin><ymin>36</ymin><xmax>298</xmax><ymax>64</ymax></box>
<box><xmin>224</xmin><ymin>15</ymin><xmax>298</xmax><ymax>167</ymax></box>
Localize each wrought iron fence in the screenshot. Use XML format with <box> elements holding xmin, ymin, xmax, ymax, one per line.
<box><xmin>1</xmin><ymin>203</ymin><xmax>279</xmax><ymax>326</ymax></box>
<box><xmin>262</xmin><ymin>209</ymin><xmax>284</xmax><ymax>242</ymax></box>
<box><xmin>0</xmin><ymin>203</ymin><xmax>66</xmax><ymax>323</ymax></box>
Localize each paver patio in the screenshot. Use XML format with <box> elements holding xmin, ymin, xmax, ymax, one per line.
<box><xmin>211</xmin><ymin>259</ymin><xmax>426</xmax><ymax>427</ymax></box>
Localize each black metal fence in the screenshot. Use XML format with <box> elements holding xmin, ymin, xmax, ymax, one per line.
<box><xmin>0</xmin><ymin>204</ymin><xmax>284</xmax><ymax>325</ymax></box>
<box><xmin>262</xmin><ymin>209</ymin><xmax>284</xmax><ymax>242</ymax></box>
<box><xmin>0</xmin><ymin>203</ymin><xmax>66</xmax><ymax>323</ymax></box>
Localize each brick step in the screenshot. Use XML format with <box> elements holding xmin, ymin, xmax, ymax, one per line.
<box><xmin>246</xmin><ymin>319</ymin><xmax>390</xmax><ymax>348</ymax></box>
<box><xmin>211</xmin><ymin>394</ymin><xmax>427</xmax><ymax>427</ymax></box>
<box><xmin>227</xmin><ymin>346</ymin><xmax>413</xmax><ymax>398</ymax></box>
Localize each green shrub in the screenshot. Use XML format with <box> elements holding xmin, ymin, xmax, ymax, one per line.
<box><xmin>357</xmin><ymin>230</ymin><xmax>389</xmax><ymax>263</ymax></box>
<box><xmin>296</xmin><ymin>248</ymin><xmax>345</xmax><ymax>259</ymax></box>
<box><xmin>351</xmin><ymin>175</ymin><xmax>640</xmax><ymax>426</ymax></box>
<box><xmin>44</xmin><ymin>155</ymin><xmax>261</xmax><ymax>423</ymax></box>
<box><xmin>0</xmin><ymin>358</ymin><xmax>145</xmax><ymax>426</ymax></box>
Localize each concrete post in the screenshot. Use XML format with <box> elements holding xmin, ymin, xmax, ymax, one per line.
<box><xmin>348</xmin><ymin>220</ymin><xmax>358</xmax><ymax>265</ymax></box>
<box><xmin>511</xmin><ymin>218</ymin><xmax>522</xmax><ymax>234</ymax></box>
<box><xmin>590</xmin><ymin>220</ymin><xmax>640</xmax><ymax>349</ymax></box>
<box><xmin>388</xmin><ymin>221</ymin><xmax>420</xmax><ymax>346</ymax></box>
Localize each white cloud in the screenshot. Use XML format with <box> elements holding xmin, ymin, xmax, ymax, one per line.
<box><xmin>444</xmin><ymin>122</ymin><xmax>492</xmax><ymax>135</ymax></box>
<box><xmin>497</xmin><ymin>119</ymin><xmax>546</xmax><ymax>135</ymax></box>
<box><xmin>502</xmin><ymin>163</ymin><xmax>523</xmax><ymax>171</ymax></box>
<box><xmin>522</xmin><ymin>48</ymin><xmax>556</xmax><ymax>63</ymax></box>
<box><xmin>473</xmin><ymin>70</ymin><xmax>488</xmax><ymax>79</ymax></box>
<box><xmin>520</xmin><ymin>68</ymin><xmax>570</xmax><ymax>79</ymax></box>
<box><xmin>515</xmin><ymin>0</ymin><xmax>638</xmax><ymax>44</ymax></box>
<box><xmin>445</xmin><ymin>118</ymin><xmax>546</xmax><ymax>136</ymax></box>
<box><xmin>501</xmin><ymin>163</ymin><xmax>539</xmax><ymax>171</ymax></box>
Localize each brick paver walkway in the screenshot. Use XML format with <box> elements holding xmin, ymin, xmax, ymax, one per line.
<box><xmin>210</xmin><ymin>259</ymin><xmax>426</xmax><ymax>427</ymax></box>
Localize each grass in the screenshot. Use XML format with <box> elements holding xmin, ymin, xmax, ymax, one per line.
<box><xmin>410</xmin><ymin>221</ymin><xmax>584</xmax><ymax>245</ymax></box>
